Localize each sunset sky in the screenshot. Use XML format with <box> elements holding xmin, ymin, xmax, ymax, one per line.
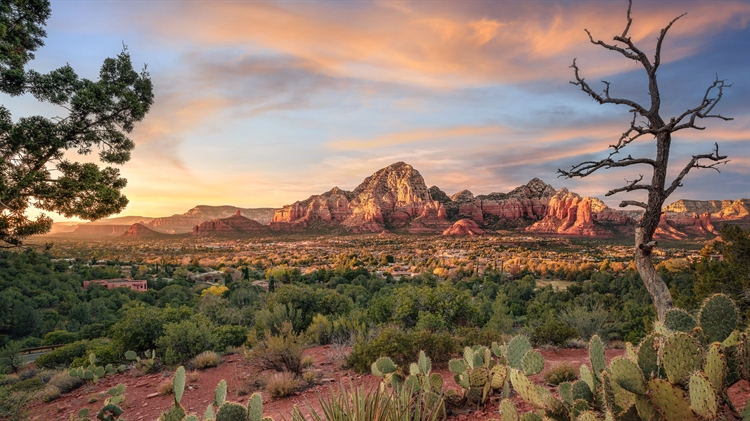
<box><xmin>10</xmin><ymin>0</ymin><xmax>750</xmax><ymax>220</ymax></box>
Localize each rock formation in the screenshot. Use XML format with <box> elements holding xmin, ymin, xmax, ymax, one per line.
<box><xmin>443</xmin><ymin>219</ymin><xmax>486</xmax><ymax>237</ymax></box>
<box><xmin>192</xmin><ymin>211</ymin><xmax>270</xmax><ymax>236</ymax></box>
<box><xmin>526</xmin><ymin>189</ymin><xmax>614</xmax><ymax>237</ymax></box>
<box><xmin>121</xmin><ymin>223</ymin><xmax>171</xmax><ymax>239</ymax></box>
<box><xmin>271</xmin><ymin>162</ymin><xmax>450</xmax><ymax>233</ymax></box>
<box><xmin>72</xmin><ymin>225</ymin><xmax>132</xmax><ymax>236</ymax></box>
<box><xmin>147</xmin><ymin>206</ymin><xmax>275</xmax><ymax>233</ymax></box>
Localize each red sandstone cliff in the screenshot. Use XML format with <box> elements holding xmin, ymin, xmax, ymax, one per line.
<box><xmin>525</xmin><ymin>189</ymin><xmax>623</xmax><ymax>237</ymax></box>
<box><xmin>147</xmin><ymin>206</ymin><xmax>275</xmax><ymax>233</ymax></box>
<box><xmin>192</xmin><ymin>211</ymin><xmax>270</xmax><ymax>236</ymax></box>
<box><xmin>121</xmin><ymin>223</ymin><xmax>170</xmax><ymax>239</ymax></box>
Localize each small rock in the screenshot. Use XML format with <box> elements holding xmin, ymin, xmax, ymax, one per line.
<box><xmin>141</xmin><ymin>402</ymin><xmax>148</xmax><ymax>407</ymax></box>
<box><xmin>146</xmin><ymin>393</ymin><xmax>159</xmax><ymax>398</ymax></box>
<box><xmin>321</xmin><ymin>378</ymin><xmax>335</xmax><ymax>383</ymax></box>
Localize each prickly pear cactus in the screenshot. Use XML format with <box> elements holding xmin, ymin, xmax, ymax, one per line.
<box><xmin>608</xmin><ymin>357</ymin><xmax>645</xmax><ymax>395</ymax></box>
<box><xmin>498</xmin><ymin>398</ymin><xmax>518</xmax><ymax>421</ymax></box>
<box><xmin>520</xmin><ymin>350</ymin><xmax>544</xmax><ymax>376</ymax></box>
<box><xmin>662</xmin><ymin>332</ymin><xmax>702</xmax><ymax>385</ymax></box>
<box><xmin>507</xmin><ymin>336</ymin><xmax>531</xmax><ymax>370</ymax></box>
<box><xmin>216</xmin><ymin>402</ymin><xmax>247</xmax><ymax>421</ymax></box>
<box><xmin>589</xmin><ymin>335</ymin><xmax>606</xmax><ymax>380</ymax></box>
<box><xmin>699</xmin><ymin>294</ymin><xmax>738</xmax><ymax>344</ymax></box>
<box><xmin>173</xmin><ymin>366</ymin><xmax>186</xmax><ymax>405</ymax></box>
<box><xmin>688</xmin><ymin>372</ymin><xmax>718</xmax><ymax>419</ymax></box>
<box><xmin>664</xmin><ymin>308</ymin><xmax>696</xmax><ymax>333</ymax></box>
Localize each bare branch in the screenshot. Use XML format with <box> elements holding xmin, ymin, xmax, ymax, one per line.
<box><xmin>570</xmin><ymin>59</ymin><xmax>649</xmax><ymax>115</ymax></box>
<box><xmin>671</xmin><ymin>77</ymin><xmax>734</xmax><ymax>131</ymax></box>
<box><xmin>653</xmin><ymin>12</ymin><xmax>687</xmax><ymax>74</ymax></box>
<box><xmin>619</xmin><ymin>200</ymin><xmax>648</xmax><ymax>209</ymax></box>
<box><xmin>605</xmin><ymin>175</ymin><xmax>652</xmax><ymax>196</ymax></box>
<box><xmin>621</xmin><ymin>0</ymin><xmax>633</xmax><ymax>38</ymax></box>
<box><xmin>558</xmin><ymin>154</ymin><xmax>655</xmax><ymax>179</ymax></box>
<box><xmin>664</xmin><ymin>143</ymin><xmax>729</xmax><ymax>197</ymax></box>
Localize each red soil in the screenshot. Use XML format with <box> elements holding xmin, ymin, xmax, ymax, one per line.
<box><xmin>27</xmin><ymin>346</ymin><xmax>750</xmax><ymax>421</ymax></box>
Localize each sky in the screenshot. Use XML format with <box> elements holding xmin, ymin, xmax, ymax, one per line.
<box><xmin>9</xmin><ymin>0</ymin><xmax>750</xmax><ymax>220</ymax></box>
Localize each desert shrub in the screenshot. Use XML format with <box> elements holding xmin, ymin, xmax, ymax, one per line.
<box><xmin>531</xmin><ymin>319</ymin><xmax>577</xmax><ymax>346</ymax></box>
<box><xmin>247</xmin><ymin>322</ymin><xmax>304</xmax><ymax>375</ymax></box>
<box><xmin>47</xmin><ymin>371</ymin><xmax>83</xmax><ymax>394</ymax></box>
<box><xmin>0</xmin><ymin>386</ymin><xmax>32</xmax><ymax>421</ymax></box>
<box><xmin>187</xmin><ymin>371</ymin><xmax>200</xmax><ymax>383</ymax></box>
<box><xmin>41</xmin><ymin>330</ymin><xmax>77</xmax><ymax>346</ymax></box>
<box><xmin>301</xmin><ymin>355</ymin><xmax>314</xmax><ymax>369</ymax></box>
<box><xmin>454</xmin><ymin>327</ymin><xmax>505</xmax><ymax>349</ymax></box>
<box><xmin>70</xmin><ymin>338</ymin><xmax>124</xmax><ymax>367</ymax></box>
<box><xmin>266</xmin><ymin>371</ymin><xmax>299</xmax><ymax>399</ymax></box>
<box><xmin>0</xmin><ymin>343</ymin><xmax>24</xmax><ymax>374</ymax></box>
<box><xmin>0</xmin><ymin>376</ymin><xmax>17</xmax><ymax>386</ymax></box>
<box><xmin>214</xmin><ymin>325</ymin><xmax>248</xmax><ymax>352</ymax></box>
<box><xmin>544</xmin><ymin>362</ymin><xmax>578</xmax><ymax>385</ymax></box>
<box><xmin>306</xmin><ymin>314</ymin><xmax>333</xmax><ymax>345</ymax></box>
<box><xmin>559</xmin><ymin>303</ymin><xmax>613</xmax><ymax>340</ymax></box>
<box><xmin>330</xmin><ymin>315</ymin><xmax>367</xmax><ymax>345</ymax></box>
<box><xmin>39</xmin><ymin>385</ymin><xmax>61</xmax><ymax>403</ymax></box>
<box><xmin>193</xmin><ymin>351</ymin><xmax>221</xmax><ymax>369</ymax></box>
<box><xmin>346</xmin><ymin>327</ymin><xmax>458</xmax><ymax>374</ymax></box>
<box><xmin>9</xmin><ymin>377</ymin><xmax>42</xmax><ymax>392</ymax></box>
<box><xmin>302</xmin><ymin>370</ymin><xmax>318</xmax><ymax>385</ymax></box>
<box><xmin>109</xmin><ymin>304</ymin><xmax>166</xmax><ymax>353</ymax></box>
<box><xmin>35</xmin><ymin>340</ymin><xmax>89</xmax><ymax>369</ymax></box>
<box><xmin>157</xmin><ymin>316</ymin><xmax>216</xmax><ymax>366</ymax></box>
<box><xmin>157</xmin><ymin>379</ymin><xmax>173</xmax><ymax>396</ymax></box>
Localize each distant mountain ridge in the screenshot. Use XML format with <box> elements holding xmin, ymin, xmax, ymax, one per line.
<box><xmin>47</xmin><ymin>162</ymin><xmax>748</xmax><ymax>239</ymax></box>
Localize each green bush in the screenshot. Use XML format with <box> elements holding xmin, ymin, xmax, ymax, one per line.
<box><xmin>454</xmin><ymin>327</ymin><xmax>506</xmax><ymax>349</ymax></box>
<box><xmin>40</xmin><ymin>330</ymin><xmax>77</xmax><ymax>346</ymax></box>
<box><xmin>247</xmin><ymin>322</ymin><xmax>304</xmax><ymax>375</ymax></box>
<box><xmin>109</xmin><ymin>304</ymin><xmax>166</xmax><ymax>353</ymax></box>
<box><xmin>214</xmin><ymin>325</ymin><xmax>249</xmax><ymax>352</ymax></box>
<box><xmin>0</xmin><ymin>343</ymin><xmax>24</xmax><ymax>374</ymax></box>
<box><xmin>157</xmin><ymin>316</ymin><xmax>215</xmax><ymax>366</ymax></box>
<box><xmin>34</xmin><ymin>340</ymin><xmax>89</xmax><ymax>369</ymax></box>
<box><xmin>306</xmin><ymin>314</ymin><xmax>333</xmax><ymax>345</ymax></box>
<box><xmin>8</xmin><ymin>377</ymin><xmax>42</xmax><ymax>392</ymax></box>
<box><xmin>346</xmin><ymin>327</ymin><xmax>457</xmax><ymax>374</ymax></box>
<box><xmin>69</xmin><ymin>338</ymin><xmax>124</xmax><ymax>367</ymax></box>
<box><xmin>530</xmin><ymin>319</ymin><xmax>578</xmax><ymax>346</ymax></box>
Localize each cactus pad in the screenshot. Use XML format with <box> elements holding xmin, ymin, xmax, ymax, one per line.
<box><xmin>173</xmin><ymin>366</ymin><xmax>186</xmax><ymax>405</ymax></box>
<box><xmin>741</xmin><ymin>333</ymin><xmax>750</xmax><ymax>382</ymax></box>
<box><xmin>216</xmin><ymin>402</ymin><xmax>248</xmax><ymax>421</ymax></box>
<box><xmin>570</xmin><ymin>400</ymin><xmax>590</xmax><ymax>419</ymax></box>
<box><xmin>510</xmin><ymin>369</ymin><xmax>544</xmax><ymax>408</ymax></box>
<box><xmin>572</xmin><ymin>380</ymin><xmax>593</xmax><ymax>403</ymax></box>
<box><xmin>247</xmin><ymin>393</ymin><xmax>263</xmax><ymax>421</ymax></box>
<box><xmin>662</xmin><ymin>332</ymin><xmax>702</xmax><ymax>385</ymax></box>
<box><xmin>507</xmin><ymin>336</ymin><xmax>531</xmax><ymax>370</ymax></box>
<box><xmin>699</xmin><ymin>294</ymin><xmax>738</xmax><ymax>344</ymax></box>
<box><xmin>465</xmin><ymin>386</ymin><xmax>483</xmax><ymax>404</ymax></box>
<box><xmin>521</xmin><ymin>350</ymin><xmax>544</xmax><ymax>376</ymax></box>
<box><xmin>409</xmin><ymin>363</ymin><xmax>420</xmax><ymax>376</ymax></box>
<box><xmin>688</xmin><ymin>372</ymin><xmax>718</xmax><ymax>419</ymax></box>
<box><xmin>647</xmin><ymin>379</ymin><xmax>699</xmax><ymax>421</ymax></box>
<box><xmin>579</xmin><ymin>364</ymin><xmax>595</xmax><ymax>395</ymax></box>
<box><xmin>558</xmin><ymin>381</ymin><xmax>573</xmax><ymax>405</ymax></box>
<box><xmin>215</xmin><ymin>379</ymin><xmax>228</xmax><ymax>407</ymax></box>
<box><xmin>490</xmin><ymin>364</ymin><xmax>507</xmax><ymax>389</ymax></box>
<box><xmin>469</xmin><ymin>367</ymin><xmax>489</xmax><ymax>387</ymax></box>
<box><xmin>375</xmin><ymin>357</ymin><xmax>397</xmax><ymax>375</ymax></box>
<box><xmin>519</xmin><ymin>414</ymin><xmax>542</xmax><ymax>421</ymax></box>
<box><xmin>637</xmin><ymin>333</ymin><xmax>660</xmax><ymax>380</ymax></box>
<box><xmin>589</xmin><ymin>335</ymin><xmax>606</xmax><ymax>380</ymax></box>
<box><xmin>498</xmin><ymin>399</ymin><xmax>519</xmax><ymax>421</ymax></box>
<box><xmin>704</xmin><ymin>342</ymin><xmax>726</xmax><ymax>392</ymax></box>
<box><xmin>576</xmin><ymin>412</ymin><xmax>598</xmax><ymax>421</ymax></box>
<box><xmin>125</xmin><ymin>350</ymin><xmax>137</xmax><ymax>361</ymax></box>
<box><xmin>664</xmin><ymin>309</ymin><xmax>696</xmax><ymax>332</ymax></box>
<box><xmin>609</xmin><ymin>357</ymin><xmax>646</xmax><ymax>395</ymax></box>
<box><xmin>449</xmin><ymin>358</ymin><xmax>466</xmax><ymax>374</ymax></box>
<box><xmin>428</xmin><ymin>372</ymin><xmax>443</xmax><ymax>392</ymax></box>
<box><xmin>418</xmin><ymin>350</ymin><xmax>431</xmax><ymax>374</ymax></box>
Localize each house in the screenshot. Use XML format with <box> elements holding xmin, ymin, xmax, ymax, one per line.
<box><xmin>83</xmin><ymin>279</ymin><xmax>147</xmax><ymax>292</ymax></box>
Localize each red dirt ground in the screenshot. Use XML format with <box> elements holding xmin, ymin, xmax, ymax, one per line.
<box><xmin>27</xmin><ymin>346</ymin><xmax>750</xmax><ymax>421</ymax></box>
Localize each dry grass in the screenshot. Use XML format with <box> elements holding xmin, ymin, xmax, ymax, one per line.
<box><xmin>266</xmin><ymin>371</ymin><xmax>299</xmax><ymax>399</ymax></box>
<box><xmin>187</xmin><ymin>370</ymin><xmax>200</xmax><ymax>383</ymax></box>
<box><xmin>39</xmin><ymin>385</ymin><xmax>61</xmax><ymax>403</ymax></box>
<box><xmin>47</xmin><ymin>371</ymin><xmax>83</xmax><ymax>394</ymax></box>
<box><xmin>193</xmin><ymin>351</ymin><xmax>221</xmax><ymax>370</ymax></box>
<box><xmin>157</xmin><ymin>379</ymin><xmax>173</xmax><ymax>396</ymax></box>
<box><xmin>302</xmin><ymin>370</ymin><xmax>319</xmax><ymax>386</ymax></box>
<box><xmin>544</xmin><ymin>362</ymin><xmax>578</xmax><ymax>385</ymax></box>
<box><xmin>301</xmin><ymin>356</ymin><xmax>315</xmax><ymax>369</ymax></box>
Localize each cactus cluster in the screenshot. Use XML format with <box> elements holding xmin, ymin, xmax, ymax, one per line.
<box><xmin>70</xmin><ymin>384</ymin><xmax>127</xmax><ymax>421</ymax></box>
<box><xmin>371</xmin><ymin>351</ymin><xmax>446</xmax><ymax>418</ymax></box>
<box><xmin>125</xmin><ymin>349</ymin><xmax>157</xmax><ymax>371</ymax></box>
<box><xmin>502</xmin><ymin>294</ymin><xmax>750</xmax><ymax>420</ymax></box>
<box><xmin>69</xmin><ymin>353</ymin><xmax>126</xmax><ymax>383</ymax></box>
<box><xmin>157</xmin><ymin>365</ymin><xmax>275</xmax><ymax>421</ymax></box>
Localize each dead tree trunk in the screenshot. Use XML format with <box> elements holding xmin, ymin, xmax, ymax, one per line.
<box><xmin>559</xmin><ymin>0</ymin><xmax>732</xmax><ymax>322</ymax></box>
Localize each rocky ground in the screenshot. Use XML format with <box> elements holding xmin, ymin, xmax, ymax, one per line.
<box><xmin>27</xmin><ymin>346</ymin><xmax>750</xmax><ymax>421</ymax></box>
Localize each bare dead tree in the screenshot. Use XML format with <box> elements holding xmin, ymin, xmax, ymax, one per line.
<box><xmin>558</xmin><ymin>0</ymin><xmax>732</xmax><ymax>322</ymax></box>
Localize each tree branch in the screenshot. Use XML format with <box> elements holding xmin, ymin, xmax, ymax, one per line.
<box><xmin>671</xmin><ymin>77</ymin><xmax>733</xmax><ymax>131</ymax></box>
<box><xmin>652</xmin><ymin>12</ymin><xmax>687</xmax><ymax>75</ymax></box>
<box><xmin>664</xmin><ymin>142</ymin><xmax>729</xmax><ymax>197</ymax></box>
<box><xmin>570</xmin><ymin>59</ymin><xmax>649</xmax><ymax>115</ymax></box>
<box><xmin>605</xmin><ymin>174</ymin><xmax>652</xmax><ymax>196</ymax></box>
<box><xmin>619</xmin><ymin>200</ymin><xmax>648</xmax><ymax>209</ymax></box>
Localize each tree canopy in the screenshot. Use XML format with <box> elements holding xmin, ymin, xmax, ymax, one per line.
<box><xmin>0</xmin><ymin>0</ymin><xmax>154</xmax><ymax>246</ymax></box>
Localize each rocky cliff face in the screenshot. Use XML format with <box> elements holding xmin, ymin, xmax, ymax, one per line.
<box><xmin>193</xmin><ymin>211</ymin><xmax>271</xmax><ymax>236</ymax></box>
<box><xmin>271</xmin><ymin>162</ymin><xmax>450</xmax><ymax>233</ymax></box>
<box><xmin>147</xmin><ymin>206</ymin><xmax>275</xmax><ymax>233</ymax></box>
<box><xmin>526</xmin><ymin>189</ymin><xmax>617</xmax><ymax>237</ymax></box>
<box><xmin>73</xmin><ymin>225</ymin><xmax>131</xmax><ymax>236</ymax></box>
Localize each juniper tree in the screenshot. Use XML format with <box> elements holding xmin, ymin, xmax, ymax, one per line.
<box><xmin>559</xmin><ymin>0</ymin><xmax>732</xmax><ymax>321</ymax></box>
<box><xmin>0</xmin><ymin>0</ymin><xmax>154</xmax><ymax>247</ymax></box>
